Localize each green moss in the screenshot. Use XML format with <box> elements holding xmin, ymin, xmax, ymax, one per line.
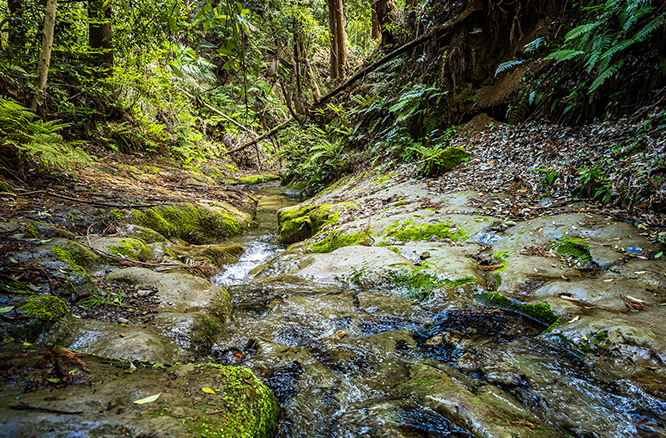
<box><xmin>0</xmin><ymin>180</ymin><xmax>14</xmax><ymax>193</ymax></box>
<box><xmin>52</xmin><ymin>241</ymin><xmax>97</xmax><ymax>268</ymax></box>
<box><xmin>110</xmin><ymin>209</ymin><xmax>126</xmax><ymax>221</ymax></box>
<box><xmin>236</xmin><ymin>174</ymin><xmax>280</xmax><ymax>185</ymax></box>
<box><xmin>138</xmin><ymin>165</ymin><xmax>163</xmax><ymax>173</ymax></box>
<box><xmin>550</xmin><ymin>238</ymin><xmax>592</xmax><ymax>266</ymax></box>
<box><xmin>108</xmin><ymin>238</ymin><xmax>154</xmax><ymax>262</ymax></box>
<box><xmin>191</xmin><ymin>313</ymin><xmax>222</xmax><ymax>355</ymax></box>
<box><xmin>310</xmin><ymin>230</ymin><xmax>371</xmax><ymax>253</ymax></box>
<box><xmin>383</xmin><ymin>219</ymin><xmax>468</xmax><ymax>243</ymax></box>
<box><xmin>190</xmin><ymin>365</ymin><xmax>278</xmax><ymax>438</ymax></box>
<box><xmin>132</xmin><ymin>203</ymin><xmax>244</xmax><ymax>245</ymax></box>
<box><xmin>21</xmin><ymin>295</ymin><xmax>69</xmax><ymax>322</ymax></box>
<box><xmin>24</xmin><ymin>223</ymin><xmax>39</xmax><ymax>238</ymax></box>
<box><xmin>277</xmin><ymin>204</ymin><xmax>344</xmax><ymax>244</ymax></box>
<box><xmin>475</xmin><ymin>292</ymin><xmax>561</xmax><ymax>330</ymax></box>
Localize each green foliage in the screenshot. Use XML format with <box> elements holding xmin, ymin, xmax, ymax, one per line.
<box><xmin>579</xmin><ymin>166</ymin><xmax>612</xmax><ymax>202</ymax></box>
<box><xmin>0</xmin><ymin>98</ymin><xmax>92</xmax><ymax>170</ymax></box>
<box><xmin>536</xmin><ymin>168</ymin><xmax>559</xmax><ymax>193</ymax></box>
<box><xmin>79</xmin><ymin>289</ymin><xmax>124</xmax><ymax>308</ymax></box>
<box><xmin>412</xmin><ymin>145</ymin><xmax>470</xmax><ymax>177</ymax></box>
<box><xmin>279</xmin><ymin>124</ymin><xmax>347</xmax><ymax>194</ymax></box>
<box><xmin>546</xmin><ymin>0</ymin><xmax>666</xmax><ymax>95</ymax></box>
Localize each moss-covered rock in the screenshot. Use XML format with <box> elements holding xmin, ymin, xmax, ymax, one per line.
<box><xmin>233</xmin><ymin>174</ymin><xmax>281</xmax><ymax>185</ymax></box>
<box><xmin>277</xmin><ymin>203</ymin><xmax>349</xmax><ymax>244</ymax></box>
<box><xmin>382</xmin><ymin>219</ymin><xmax>468</xmax><ymax>243</ymax></box>
<box><xmin>25</xmin><ymin>221</ymin><xmax>76</xmax><ymax>239</ymax></box>
<box><xmin>131</xmin><ymin>202</ymin><xmax>251</xmax><ymax>245</ymax></box>
<box><xmin>150</xmin><ymin>312</ymin><xmax>223</xmax><ymax>357</ymax></box>
<box><xmin>475</xmin><ymin>292</ymin><xmax>561</xmax><ymax>330</ymax></box>
<box><xmin>419</xmin><ymin>146</ymin><xmax>470</xmax><ymax>177</ymax></box>
<box><xmin>17</xmin><ymin>295</ymin><xmax>70</xmax><ymax>342</ymax></box>
<box><xmin>309</xmin><ymin>229</ymin><xmax>372</xmax><ymax>253</ymax></box>
<box><xmin>105</xmin><ymin>237</ymin><xmax>154</xmax><ymax>262</ymax></box>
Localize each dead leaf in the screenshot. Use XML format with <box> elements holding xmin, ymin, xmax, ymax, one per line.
<box><xmin>621</xmin><ymin>295</ymin><xmax>646</xmax><ymax>311</ymax></box>
<box><xmin>478</xmin><ymin>263</ymin><xmax>504</xmax><ymax>271</ymax></box>
<box><xmin>201</xmin><ymin>387</ymin><xmax>216</xmax><ymax>394</ymax></box>
<box><xmin>134</xmin><ymin>393</ymin><xmax>161</xmax><ymax>405</ymax></box>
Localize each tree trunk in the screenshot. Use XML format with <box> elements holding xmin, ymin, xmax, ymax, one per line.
<box><xmin>7</xmin><ymin>0</ymin><xmax>25</xmax><ymax>51</ymax></box>
<box><xmin>31</xmin><ymin>0</ymin><xmax>58</xmax><ymax>111</ymax></box>
<box><xmin>374</xmin><ymin>0</ymin><xmax>396</xmax><ymax>45</ymax></box>
<box><xmin>334</xmin><ymin>0</ymin><xmax>348</xmax><ymax>74</ymax></box>
<box><xmin>328</xmin><ymin>0</ymin><xmax>339</xmax><ymax>79</ymax></box>
<box><xmin>371</xmin><ymin>4</ymin><xmax>381</xmax><ymax>40</ymax></box>
<box><xmin>89</xmin><ymin>0</ymin><xmax>113</xmax><ymax>76</ymax></box>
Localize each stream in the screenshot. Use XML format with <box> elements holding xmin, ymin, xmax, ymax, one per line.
<box><xmin>209</xmin><ymin>185</ymin><xmax>666</xmax><ymax>438</ymax></box>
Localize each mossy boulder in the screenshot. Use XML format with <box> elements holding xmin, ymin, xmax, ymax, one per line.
<box><xmin>10</xmin><ymin>295</ymin><xmax>71</xmax><ymax>342</ymax></box>
<box><xmin>419</xmin><ymin>146</ymin><xmax>470</xmax><ymax>177</ymax></box>
<box><xmin>234</xmin><ymin>174</ymin><xmax>281</xmax><ymax>185</ymax></box>
<box><xmin>277</xmin><ymin>203</ymin><xmax>347</xmax><ymax>244</ymax></box>
<box><xmin>88</xmin><ymin>236</ymin><xmax>155</xmax><ymax>262</ymax></box>
<box><xmin>25</xmin><ymin>221</ymin><xmax>76</xmax><ymax>239</ymax></box>
<box><xmin>132</xmin><ymin>202</ymin><xmax>252</xmax><ymax>245</ymax></box>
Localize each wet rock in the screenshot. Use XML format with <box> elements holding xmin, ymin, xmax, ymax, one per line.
<box><xmin>44</xmin><ymin>317</ymin><xmax>188</xmax><ymax>363</ymax></box>
<box><xmin>0</xmin><ymin>343</ymin><xmax>278</xmax><ymax>438</ymax></box>
<box><xmin>106</xmin><ymin>267</ymin><xmax>231</xmax><ymax>317</ymax></box>
<box><xmin>149</xmin><ymin>312</ymin><xmax>223</xmax><ymax>358</ymax></box>
<box><xmin>167</xmin><ymin>240</ymin><xmax>244</xmax><ymax>267</ymax></box>
<box><xmin>397</xmin><ymin>363</ymin><xmax>559</xmax><ymax>437</ymax></box>
<box><xmin>119</xmin><ymin>223</ymin><xmax>168</xmax><ymax>243</ymax></box>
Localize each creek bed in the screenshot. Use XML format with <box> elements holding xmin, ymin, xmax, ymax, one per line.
<box><xmin>210</xmin><ymin>185</ymin><xmax>666</xmax><ymax>438</ymax></box>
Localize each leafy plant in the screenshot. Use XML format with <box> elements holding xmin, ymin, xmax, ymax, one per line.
<box><xmin>546</xmin><ymin>0</ymin><xmax>666</xmax><ymax>94</ymax></box>
<box><xmin>579</xmin><ymin>166</ymin><xmax>613</xmax><ymax>203</ymax></box>
<box><xmin>79</xmin><ymin>289</ymin><xmax>124</xmax><ymax>308</ymax></box>
<box><xmin>536</xmin><ymin>168</ymin><xmax>559</xmax><ymax>193</ymax></box>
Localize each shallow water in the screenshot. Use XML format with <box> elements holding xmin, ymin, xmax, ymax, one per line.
<box><xmin>211</xmin><ymin>185</ymin><xmax>666</xmax><ymax>438</ymax></box>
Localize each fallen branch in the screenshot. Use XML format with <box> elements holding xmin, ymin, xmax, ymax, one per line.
<box><xmin>222</xmin><ymin>118</ymin><xmax>295</xmax><ymax>156</ymax></box>
<box><xmin>316</xmin><ymin>0</ymin><xmax>483</xmax><ymax>105</ymax></box>
<box><xmin>176</xmin><ymin>86</ymin><xmax>256</xmax><ymax>136</ymax></box>
<box><xmin>10</xmin><ymin>402</ymin><xmax>83</xmax><ymax>415</ymax></box>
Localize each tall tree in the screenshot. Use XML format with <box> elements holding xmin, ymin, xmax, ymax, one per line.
<box><xmin>89</xmin><ymin>0</ymin><xmax>113</xmax><ymax>76</ymax></box>
<box><xmin>31</xmin><ymin>0</ymin><xmax>58</xmax><ymax>111</ymax></box>
<box><xmin>371</xmin><ymin>0</ymin><xmax>396</xmax><ymax>44</ymax></box>
<box><xmin>328</xmin><ymin>0</ymin><xmax>348</xmax><ymax>79</ymax></box>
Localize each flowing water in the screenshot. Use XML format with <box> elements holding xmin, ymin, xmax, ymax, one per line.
<box><xmin>211</xmin><ymin>185</ymin><xmax>666</xmax><ymax>438</ymax></box>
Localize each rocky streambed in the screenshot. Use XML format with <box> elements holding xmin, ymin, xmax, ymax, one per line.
<box><xmin>1</xmin><ymin>168</ymin><xmax>665</xmax><ymax>437</ymax></box>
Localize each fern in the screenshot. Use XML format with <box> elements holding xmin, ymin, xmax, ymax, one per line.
<box><xmin>565</xmin><ymin>22</ymin><xmax>603</xmax><ymax>41</ymax></box>
<box><xmin>546</xmin><ymin>49</ymin><xmax>585</xmax><ymax>62</ymax></box>
<box><xmin>523</xmin><ymin>37</ymin><xmax>545</xmax><ymax>52</ymax></box>
<box><xmin>0</xmin><ymin>98</ymin><xmax>92</xmax><ymax>170</ymax></box>
<box><xmin>589</xmin><ymin>59</ymin><xmax>625</xmax><ymax>93</ymax></box>
<box><xmin>495</xmin><ymin>60</ymin><xmax>526</xmax><ymax>76</ymax></box>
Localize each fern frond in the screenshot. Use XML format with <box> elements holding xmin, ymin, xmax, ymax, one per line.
<box><xmin>634</xmin><ymin>13</ymin><xmax>666</xmax><ymax>42</ymax></box>
<box><xmin>545</xmin><ymin>50</ymin><xmax>585</xmax><ymax>62</ymax></box>
<box><xmin>622</xmin><ymin>6</ymin><xmax>655</xmax><ymax>31</ymax></box>
<box><xmin>523</xmin><ymin>37</ymin><xmax>545</xmax><ymax>52</ymax></box>
<box><xmin>565</xmin><ymin>22</ymin><xmax>602</xmax><ymax>41</ymax></box>
<box><xmin>597</xmin><ymin>39</ymin><xmax>634</xmax><ymax>72</ymax></box>
<box><xmin>589</xmin><ymin>59</ymin><xmax>625</xmax><ymax>93</ymax></box>
<box><xmin>495</xmin><ymin>60</ymin><xmax>525</xmax><ymax>76</ymax></box>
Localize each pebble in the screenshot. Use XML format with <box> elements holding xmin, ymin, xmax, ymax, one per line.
<box><xmin>420</xmin><ymin>251</ymin><xmax>431</xmax><ymax>260</ymax></box>
<box><xmin>136</xmin><ymin>289</ymin><xmax>152</xmax><ymax>297</ymax></box>
<box><xmin>117</xmin><ymin>317</ymin><xmax>129</xmax><ymax>324</ymax></box>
